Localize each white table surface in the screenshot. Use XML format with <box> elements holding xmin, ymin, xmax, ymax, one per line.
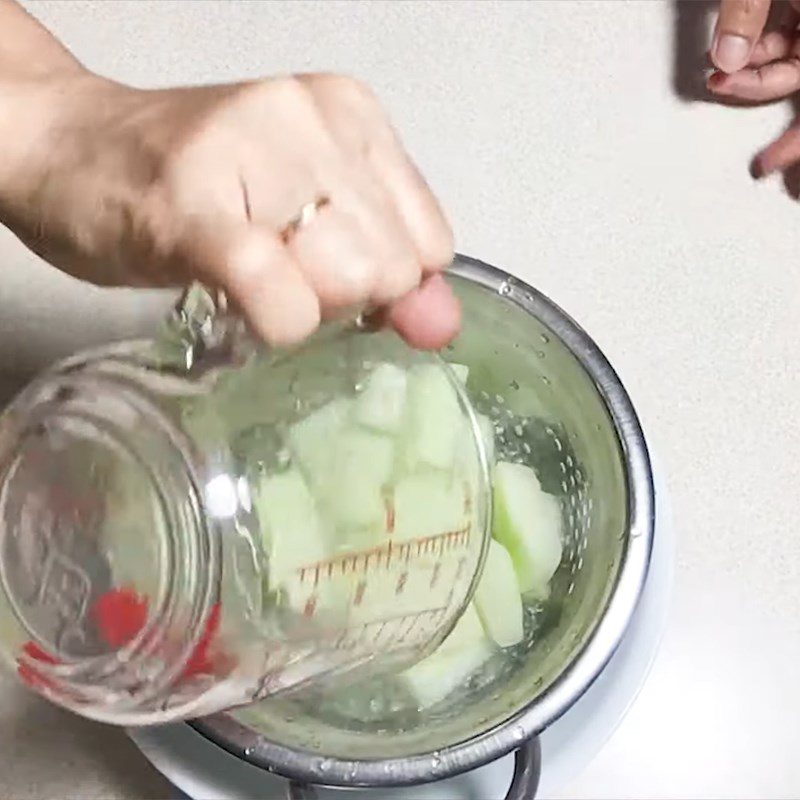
<box><xmin>1</xmin><ymin>2</ymin><xmax>798</xmax><ymax>798</ymax></box>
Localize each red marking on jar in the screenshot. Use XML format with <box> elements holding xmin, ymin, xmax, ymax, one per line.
<box><xmin>91</xmin><ymin>587</ymin><xmax>148</xmax><ymax>648</ymax></box>
<box><xmin>384</xmin><ymin>496</ymin><xmax>395</xmax><ymax>533</ymax></box>
<box><xmin>303</xmin><ymin>596</ymin><xmax>317</xmax><ymax>618</ymax></box>
<box><xmin>180</xmin><ymin>602</ymin><xmax>222</xmax><ymax>680</ymax></box>
<box><xmin>17</xmin><ymin>641</ymin><xmax>61</xmax><ymax>692</ymax></box>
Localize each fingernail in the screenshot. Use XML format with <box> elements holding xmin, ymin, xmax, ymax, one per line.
<box><xmin>751</xmin><ymin>154</ymin><xmax>770</xmax><ymax>178</ymax></box>
<box><xmin>706</xmin><ymin>71</ymin><xmax>728</xmax><ymax>93</ymax></box>
<box><xmin>714</xmin><ymin>34</ymin><xmax>751</xmax><ymax>73</ymax></box>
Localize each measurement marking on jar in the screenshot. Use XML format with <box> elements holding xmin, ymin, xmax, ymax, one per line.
<box><xmin>385</xmin><ymin>540</ymin><xmax>393</xmax><ymax>567</ymax></box>
<box><xmin>297</xmin><ymin>525</ymin><xmax>471</xmax><ymax>583</ymax></box>
<box><xmin>430</xmin><ymin>562</ymin><xmax>441</xmax><ymax>589</ymax></box>
<box><xmin>332</xmin><ymin>606</ymin><xmax>450</xmax><ymax>650</ymax></box>
<box><xmin>353</xmin><ymin>580</ymin><xmax>366</xmax><ymax>606</ymax></box>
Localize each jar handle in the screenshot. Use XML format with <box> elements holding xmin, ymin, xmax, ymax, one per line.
<box><xmin>160</xmin><ymin>282</ymin><xmax>254</xmax><ymax>374</ymax></box>
<box><xmin>282</xmin><ymin>738</ymin><xmax>541</xmax><ymax>800</ymax></box>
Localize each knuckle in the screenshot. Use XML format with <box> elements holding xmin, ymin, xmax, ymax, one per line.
<box><xmin>420</xmin><ymin>222</ymin><xmax>455</xmax><ymax>271</ymax></box>
<box><xmin>237</xmin><ymin>76</ymin><xmax>317</xmax><ymax>118</ymax></box>
<box><xmin>318</xmin><ymin>255</ymin><xmax>378</xmax><ymax>309</ymax></box>
<box><xmin>303</xmin><ymin>72</ymin><xmax>380</xmax><ymax>108</ymax></box>
<box><xmin>375</xmin><ymin>255</ymin><xmax>422</xmax><ymax>302</ymax></box>
<box><xmin>223</xmin><ymin>231</ymin><xmax>274</xmax><ymax>285</ymax></box>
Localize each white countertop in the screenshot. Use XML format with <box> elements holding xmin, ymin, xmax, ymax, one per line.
<box><xmin>2</xmin><ymin>2</ymin><xmax>799</xmax><ymax>798</ymax></box>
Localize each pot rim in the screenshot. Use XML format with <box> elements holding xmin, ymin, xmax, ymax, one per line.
<box><xmin>190</xmin><ymin>254</ymin><xmax>655</xmax><ymax>787</ymax></box>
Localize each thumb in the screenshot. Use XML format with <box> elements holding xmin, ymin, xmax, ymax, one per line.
<box><xmin>388</xmin><ymin>273</ymin><xmax>461</xmax><ymax>350</ymax></box>
<box><xmin>711</xmin><ymin>0</ymin><xmax>771</xmax><ymax>73</ymax></box>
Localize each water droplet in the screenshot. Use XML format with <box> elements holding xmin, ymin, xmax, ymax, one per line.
<box><xmin>509</xmin><ymin>379</ymin><xmax>519</xmax><ymax>391</ymax></box>
<box><xmin>540</xmin><ymin>333</ymin><xmax>550</xmax><ymax>344</ymax></box>
<box><xmin>494</xmin><ymin>394</ymin><xmax>505</xmax><ymax>405</ymax></box>
<box><xmin>319</xmin><ymin>758</ymin><xmax>332</xmax><ymax>772</ymax></box>
<box><xmin>512</xmin><ymin>725</ymin><xmax>526</xmax><ymax>741</ymax></box>
<box><xmin>541</xmin><ymin>376</ymin><xmax>551</xmax><ymax>386</ymax></box>
<box><xmin>498</xmin><ymin>281</ymin><xmax>512</xmax><ymax>296</ymax></box>
<box><xmin>536</xmin><ymin>350</ymin><xmax>546</xmax><ymax>359</ymax></box>
<box><xmin>244</xmin><ymin>746</ymin><xmax>254</xmax><ymax>757</ymax></box>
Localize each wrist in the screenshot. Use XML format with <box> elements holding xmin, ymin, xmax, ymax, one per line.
<box><xmin>0</xmin><ymin>70</ymin><xmax>121</xmax><ymax>227</ymax></box>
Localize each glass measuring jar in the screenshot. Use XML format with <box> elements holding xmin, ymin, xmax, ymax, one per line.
<box><xmin>0</xmin><ymin>286</ymin><xmax>491</xmax><ymax>725</ymax></box>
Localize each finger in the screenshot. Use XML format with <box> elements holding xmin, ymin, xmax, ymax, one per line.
<box><xmin>286</xmin><ymin>203</ymin><xmax>380</xmax><ymax>315</ymax></box>
<box><xmin>299</xmin><ymin>75</ymin><xmax>434</xmax><ymax>293</ymax></box>
<box><xmin>388</xmin><ymin>273</ymin><xmax>461</xmax><ymax>350</ymax></box>
<box><xmin>707</xmin><ymin>57</ymin><xmax>800</xmax><ymax>100</ymax></box>
<box><xmin>368</xmin><ymin>137</ymin><xmax>455</xmax><ymax>274</ymax></box>
<box><xmin>754</xmin><ymin>123</ymin><xmax>800</xmax><ymax>174</ymax></box>
<box><xmin>748</xmin><ymin>30</ymin><xmax>795</xmax><ymax>67</ymax></box>
<box><xmin>179</xmin><ymin>223</ymin><xmax>321</xmax><ymax>346</ymax></box>
<box><xmin>748</xmin><ymin>4</ymin><xmax>800</xmax><ymax>66</ymax></box>
<box><xmin>298</xmin><ymin>72</ymin><xmax>453</xmax><ymax>273</ymax></box>
<box><xmin>711</xmin><ymin>0</ymin><xmax>772</xmax><ymax>73</ymax></box>
<box><xmin>322</xmin><ymin>172</ymin><xmax>422</xmax><ymax>307</ymax></box>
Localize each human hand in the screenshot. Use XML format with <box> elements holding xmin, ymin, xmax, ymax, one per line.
<box><xmin>708</xmin><ymin>0</ymin><xmax>800</xmax><ymax>176</ymax></box>
<box><xmin>0</xmin><ymin>71</ymin><xmax>457</xmax><ymax>349</ymax></box>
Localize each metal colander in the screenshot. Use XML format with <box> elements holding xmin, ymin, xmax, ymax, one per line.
<box><xmin>192</xmin><ymin>254</ymin><xmax>654</xmax><ymax>795</ymax></box>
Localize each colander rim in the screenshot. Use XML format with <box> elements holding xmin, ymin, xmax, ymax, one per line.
<box><xmin>189</xmin><ymin>253</ymin><xmax>655</xmax><ymax>787</ymax></box>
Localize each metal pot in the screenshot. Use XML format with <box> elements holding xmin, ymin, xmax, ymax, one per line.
<box><xmin>191</xmin><ymin>254</ymin><xmax>654</xmax><ymax>799</ymax></box>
